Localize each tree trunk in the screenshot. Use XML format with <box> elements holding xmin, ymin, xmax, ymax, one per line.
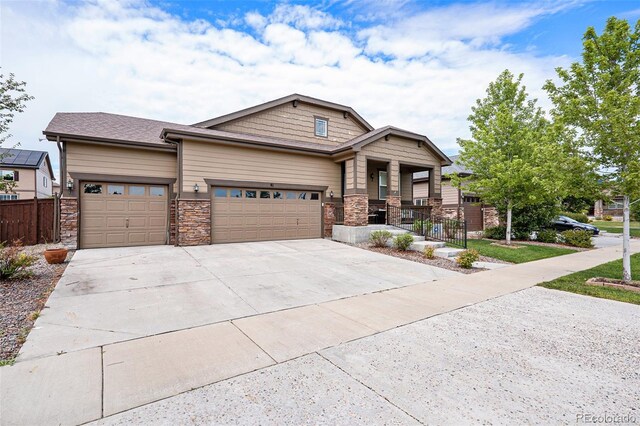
<box><xmin>506</xmin><ymin>203</ymin><xmax>512</xmax><ymax>246</ymax></box>
<box><xmin>622</xmin><ymin>194</ymin><xmax>631</xmax><ymax>282</ymax></box>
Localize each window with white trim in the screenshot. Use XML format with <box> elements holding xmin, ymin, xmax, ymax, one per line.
<box><xmin>0</xmin><ymin>170</ymin><xmax>15</xmax><ymax>181</ymax></box>
<box><xmin>314</xmin><ymin>117</ymin><xmax>328</xmax><ymax>137</ymax></box>
<box><xmin>43</xmin><ymin>176</ymin><xmax>48</xmax><ymax>188</ymax></box>
<box><xmin>414</xmin><ymin>198</ymin><xmax>428</xmax><ymax>206</ymax></box>
<box><xmin>0</xmin><ymin>194</ymin><xmax>18</xmax><ymax>200</ymax></box>
<box><xmin>378</xmin><ymin>170</ymin><xmax>387</xmax><ymax>200</ymax></box>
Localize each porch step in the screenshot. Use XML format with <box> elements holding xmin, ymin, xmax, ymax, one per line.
<box><xmin>384</xmin><ymin>234</ymin><xmax>425</xmax><ymax>247</ymax></box>
<box><xmin>434</xmin><ymin>247</ymin><xmax>465</xmax><ymax>258</ymax></box>
<box><xmin>409</xmin><ymin>240</ymin><xmax>445</xmax><ymax>252</ymax></box>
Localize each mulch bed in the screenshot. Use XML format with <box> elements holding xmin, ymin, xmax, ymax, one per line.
<box><xmin>355</xmin><ymin>243</ymin><xmax>509</xmax><ymax>274</ymax></box>
<box><xmin>0</xmin><ymin>245</ymin><xmax>73</xmax><ymax>363</ymax></box>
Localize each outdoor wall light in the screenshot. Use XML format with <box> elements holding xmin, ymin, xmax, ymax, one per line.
<box><xmin>193</xmin><ymin>183</ymin><xmax>199</xmax><ymax>192</ymax></box>
<box><xmin>330</xmin><ymin>190</ymin><xmax>334</xmax><ymax>199</ymax></box>
<box><xmin>66</xmin><ymin>179</ymin><xmax>73</xmax><ymax>190</ymax></box>
<box><xmin>370</xmin><ymin>172</ymin><xmax>374</xmax><ymax>181</ymax></box>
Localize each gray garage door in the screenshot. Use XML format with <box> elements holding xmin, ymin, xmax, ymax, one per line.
<box><xmin>80</xmin><ymin>182</ymin><xmax>168</xmax><ymax>248</ymax></box>
<box><xmin>211</xmin><ymin>187</ymin><xmax>322</xmax><ymax>243</ymax></box>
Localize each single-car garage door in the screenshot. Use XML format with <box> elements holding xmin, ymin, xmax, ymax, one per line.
<box><xmin>80</xmin><ymin>182</ymin><xmax>168</xmax><ymax>248</ymax></box>
<box><xmin>212</xmin><ymin>187</ymin><xmax>322</xmax><ymax>243</ymax></box>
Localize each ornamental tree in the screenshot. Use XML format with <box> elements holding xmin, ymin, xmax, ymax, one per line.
<box><xmin>457</xmin><ymin>70</ymin><xmax>569</xmax><ymax>245</ymax></box>
<box><xmin>0</xmin><ymin>70</ymin><xmax>34</xmax><ymax>194</ymax></box>
<box><xmin>544</xmin><ymin>17</ymin><xmax>640</xmax><ymax>281</ymax></box>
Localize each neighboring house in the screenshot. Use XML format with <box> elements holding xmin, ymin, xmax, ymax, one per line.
<box><xmin>0</xmin><ymin>148</ymin><xmax>55</xmax><ymax>200</ymax></box>
<box><xmin>413</xmin><ymin>155</ymin><xmax>497</xmax><ymax>231</ymax></box>
<box><xmin>44</xmin><ymin>94</ymin><xmax>450</xmax><ymax>249</ymax></box>
<box><xmin>593</xmin><ymin>196</ymin><xmax>624</xmax><ymax>220</ymax></box>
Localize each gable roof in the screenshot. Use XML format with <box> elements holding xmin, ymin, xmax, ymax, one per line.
<box><xmin>43</xmin><ymin>112</ymin><xmax>177</xmax><ymax>149</ymax></box>
<box><xmin>192</xmin><ymin>93</ymin><xmax>374</xmax><ymax>131</ymax></box>
<box><xmin>1</xmin><ymin>148</ymin><xmax>55</xmax><ymax>179</ymax></box>
<box><xmin>334</xmin><ymin>126</ymin><xmax>451</xmax><ymax>164</ymax></box>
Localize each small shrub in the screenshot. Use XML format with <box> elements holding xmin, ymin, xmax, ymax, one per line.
<box><xmin>603</xmin><ymin>215</ymin><xmax>613</xmax><ymax>221</ymax></box>
<box><xmin>484</xmin><ymin>226</ymin><xmax>507</xmax><ymax>240</ymax></box>
<box><xmin>536</xmin><ymin>229</ymin><xmax>558</xmax><ymax>243</ymax></box>
<box><xmin>561</xmin><ymin>230</ymin><xmax>594</xmax><ymax>248</ymax></box>
<box><xmin>369</xmin><ymin>230</ymin><xmax>393</xmax><ymax>247</ymax></box>
<box><xmin>423</xmin><ymin>246</ymin><xmax>435</xmax><ymax>259</ymax></box>
<box><xmin>413</xmin><ymin>219</ymin><xmax>432</xmax><ymax>233</ymax></box>
<box><xmin>394</xmin><ymin>233</ymin><xmax>414</xmax><ymax>251</ymax></box>
<box><xmin>0</xmin><ymin>243</ymin><xmax>36</xmax><ymax>280</ymax></box>
<box><xmin>456</xmin><ymin>249</ymin><xmax>480</xmax><ymax>269</ymax></box>
<box><xmin>562</xmin><ymin>212</ymin><xmax>589</xmax><ymax>224</ymax></box>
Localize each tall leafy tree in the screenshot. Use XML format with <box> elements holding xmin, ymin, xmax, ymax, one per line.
<box><xmin>0</xmin><ymin>69</ymin><xmax>34</xmax><ymax>194</ymax></box>
<box><xmin>545</xmin><ymin>17</ymin><xmax>639</xmax><ymax>281</ymax></box>
<box><xmin>457</xmin><ymin>70</ymin><xmax>566</xmax><ymax>245</ymax></box>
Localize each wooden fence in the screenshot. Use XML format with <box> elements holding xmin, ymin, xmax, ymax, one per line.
<box><xmin>0</xmin><ymin>196</ymin><xmax>60</xmax><ymax>245</ymax></box>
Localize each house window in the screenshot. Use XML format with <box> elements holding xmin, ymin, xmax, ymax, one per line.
<box><xmin>608</xmin><ymin>197</ymin><xmax>624</xmax><ymax>209</ymax></box>
<box><xmin>414</xmin><ymin>198</ymin><xmax>427</xmax><ymax>206</ymax></box>
<box><xmin>43</xmin><ymin>176</ymin><xmax>48</xmax><ymax>188</ymax></box>
<box><xmin>0</xmin><ymin>194</ymin><xmax>18</xmax><ymax>200</ymax></box>
<box><xmin>0</xmin><ymin>170</ymin><xmax>15</xmax><ymax>181</ymax></box>
<box><xmin>314</xmin><ymin>117</ymin><xmax>328</xmax><ymax>137</ymax></box>
<box><xmin>379</xmin><ymin>170</ymin><xmax>388</xmax><ymax>200</ymax></box>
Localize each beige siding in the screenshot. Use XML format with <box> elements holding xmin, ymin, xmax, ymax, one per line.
<box><xmin>345</xmin><ymin>159</ymin><xmax>355</xmax><ymax>190</ymax></box>
<box><xmin>361</xmin><ymin>135</ymin><xmax>442</xmax><ymax>195</ymax></box>
<box><xmin>65</xmin><ymin>143</ymin><xmax>177</xmax><ymax>185</ymax></box>
<box><xmin>367</xmin><ymin>163</ymin><xmax>380</xmax><ymax>199</ymax></box>
<box><xmin>356</xmin><ymin>154</ymin><xmax>366</xmax><ymax>190</ymax></box>
<box><xmin>8</xmin><ymin>168</ymin><xmax>35</xmax><ymax>199</ymax></box>
<box><xmin>214</xmin><ymin>102</ymin><xmax>368</xmax><ymax>146</ymax></box>
<box><xmin>442</xmin><ymin>180</ymin><xmax>460</xmax><ymax>205</ymax></box>
<box><xmin>400</xmin><ymin>172</ymin><xmax>412</xmax><ymax>201</ymax></box>
<box><xmin>182</xmin><ymin>140</ymin><xmax>341</xmax><ymax>196</ymax></box>
<box><xmin>413</xmin><ymin>181</ymin><xmax>429</xmax><ymax>200</ymax></box>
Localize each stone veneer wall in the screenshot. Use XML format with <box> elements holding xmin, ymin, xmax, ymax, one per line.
<box><xmin>427</xmin><ymin>197</ymin><xmax>443</xmax><ymax>217</ymax></box>
<box><xmin>594</xmin><ymin>200</ymin><xmax>603</xmax><ymax>218</ymax></box>
<box><xmin>177</xmin><ymin>199</ymin><xmax>211</xmax><ymax>246</ymax></box>
<box><xmin>483</xmin><ymin>206</ymin><xmax>499</xmax><ymax>229</ymax></box>
<box><xmin>324</xmin><ymin>202</ymin><xmax>336</xmax><ymax>237</ymax></box>
<box><xmin>60</xmin><ymin>198</ymin><xmax>78</xmax><ymax>249</ymax></box>
<box><xmin>344</xmin><ymin>194</ymin><xmax>368</xmax><ymax>226</ymax></box>
<box><xmin>385</xmin><ymin>195</ymin><xmax>401</xmax><ymax>209</ymax></box>
<box><xmin>169</xmin><ymin>200</ymin><xmax>177</xmax><ymax>244</ymax></box>
<box><xmin>441</xmin><ymin>206</ymin><xmax>463</xmax><ymax>221</ymax></box>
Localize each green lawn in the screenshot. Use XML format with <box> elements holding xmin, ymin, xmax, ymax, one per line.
<box><xmin>539</xmin><ymin>254</ymin><xmax>640</xmax><ymax>305</ymax></box>
<box><xmin>464</xmin><ymin>239</ymin><xmax>577</xmax><ymax>264</ymax></box>
<box><xmin>592</xmin><ymin>220</ymin><xmax>640</xmax><ymax>237</ymax></box>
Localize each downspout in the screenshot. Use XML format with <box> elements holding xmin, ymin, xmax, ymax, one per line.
<box><xmin>163</xmin><ymin>136</ymin><xmax>181</xmax><ymax>246</ymax></box>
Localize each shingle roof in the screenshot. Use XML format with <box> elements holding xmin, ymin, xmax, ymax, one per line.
<box><xmin>413</xmin><ymin>155</ymin><xmax>471</xmax><ymax>180</ymax></box>
<box><xmin>44</xmin><ymin>112</ymin><xmax>177</xmax><ymax>148</ymax></box>
<box><xmin>0</xmin><ymin>148</ymin><xmax>47</xmax><ymax>168</ymax></box>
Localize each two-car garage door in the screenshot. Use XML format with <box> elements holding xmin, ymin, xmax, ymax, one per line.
<box><xmin>212</xmin><ymin>187</ymin><xmax>322</xmax><ymax>243</ymax></box>
<box><xmin>80</xmin><ymin>182</ymin><xmax>168</xmax><ymax>248</ymax></box>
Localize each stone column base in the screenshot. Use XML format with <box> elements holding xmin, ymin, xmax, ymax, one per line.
<box><xmin>483</xmin><ymin>206</ymin><xmax>499</xmax><ymax>229</ymax></box>
<box><xmin>60</xmin><ymin>198</ymin><xmax>78</xmax><ymax>249</ymax></box>
<box><xmin>441</xmin><ymin>206</ymin><xmax>464</xmax><ymax>221</ymax></box>
<box><xmin>324</xmin><ymin>202</ymin><xmax>336</xmax><ymax>237</ymax></box>
<box><xmin>427</xmin><ymin>197</ymin><xmax>443</xmax><ymax>218</ymax></box>
<box><xmin>344</xmin><ymin>194</ymin><xmax>368</xmax><ymax>226</ymax></box>
<box><xmin>178</xmin><ymin>199</ymin><xmax>211</xmax><ymax>246</ymax></box>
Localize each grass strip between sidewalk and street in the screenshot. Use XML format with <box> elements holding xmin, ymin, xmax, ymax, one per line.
<box><xmin>464</xmin><ymin>239</ymin><xmax>577</xmax><ymax>264</ymax></box>
<box><xmin>591</xmin><ymin>220</ymin><xmax>640</xmax><ymax>237</ymax></box>
<box><xmin>539</xmin><ymin>253</ymin><xmax>640</xmax><ymax>305</ymax></box>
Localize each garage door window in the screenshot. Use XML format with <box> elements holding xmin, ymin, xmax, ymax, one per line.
<box><xmin>311</xmin><ymin>193</ymin><xmax>319</xmax><ymax>200</ymax></box>
<box><xmin>273</xmin><ymin>191</ymin><xmax>283</xmax><ymax>199</ymax></box>
<box><xmin>246</xmin><ymin>190</ymin><xmax>256</xmax><ymax>198</ymax></box>
<box><xmin>129</xmin><ymin>186</ymin><xmax>145</xmax><ymax>196</ymax></box>
<box><xmin>215</xmin><ymin>188</ymin><xmax>227</xmax><ymax>198</ymax></box>
<box><xmin>298</xmin><ymin>192</ymin><xmax>307</xmax><ymax>200</ymax></box>
<box><xmin>150</xmin><ymin>187</ymin><xmax>165</xmax><ymax>196</ymax></box>
<box><xmin>108</xmin><ymin>185</ymin><xmax>124</xmax><ymax>195</ymax></box>
<box><xmin>286</xmin><ymin>192</ymin><xmax>296</xmax><ymax>199</ymax></box>
<box><xmin>230</xmin><ymin>189</ymin><xmax>242</xmax><ymax>198</ymax></box>
<box><xmin>84</xmin><ymin>184</ymin><xmax>102</xmax><ymax>194</ymax></box>
<box><xmin>260</xmin><ymin>191</ymin><xmax>270</xmax><ymax>199</ymax></box>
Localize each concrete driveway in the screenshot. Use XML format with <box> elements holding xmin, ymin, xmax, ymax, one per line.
<box><xmin>19</xmin><ymin>239</ymin><xmax>459</xmax><ymax>361</ymax></box>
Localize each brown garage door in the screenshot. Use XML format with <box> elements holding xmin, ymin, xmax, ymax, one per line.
<box><xmin>80</xmin><ymin>182</ymin><xmax>168</xmax><ymax>248</ymax></box>
<box><xmin>212</xmin><ymin>187</ymin><xmax>322</xmax><ymax>243</ymax></box>
<box><xmin>463</xmin><ymin>202</ymin><xmax>483</xmax><ymax>231</ymax></box>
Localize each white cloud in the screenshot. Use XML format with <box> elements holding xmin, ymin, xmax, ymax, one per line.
<box><xmin>0</xmin><ymin>0</ymin><xmax>577</xmax><ymax>180</ymax></box>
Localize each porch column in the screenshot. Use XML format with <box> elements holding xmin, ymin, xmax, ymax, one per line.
<box><xmin>343</xmin><ymin>155</ymin><xmax>369</xmax><ymax>226</ymax></box>
<box><xmin>386</xmin><ymin>160</ymin><xmax>401</xmax><ymax>214</ymax></box>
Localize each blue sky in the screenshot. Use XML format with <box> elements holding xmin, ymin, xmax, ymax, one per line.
<box><xmin>1</xmin><ymin>0</ymin><xmax>639</xmax><ymax>178</ymax></box>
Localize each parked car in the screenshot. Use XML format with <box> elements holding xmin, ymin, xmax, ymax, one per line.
<box><xmin>551</xmin><ymin>215</ymin><xmax>600</xmax><ymax>235</ymax></box>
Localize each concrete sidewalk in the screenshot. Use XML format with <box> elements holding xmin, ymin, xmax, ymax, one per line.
<box><xmin>2</xmin><ymin>241</ymin><xmax>638</xmax><ymax>425</ymax></box>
